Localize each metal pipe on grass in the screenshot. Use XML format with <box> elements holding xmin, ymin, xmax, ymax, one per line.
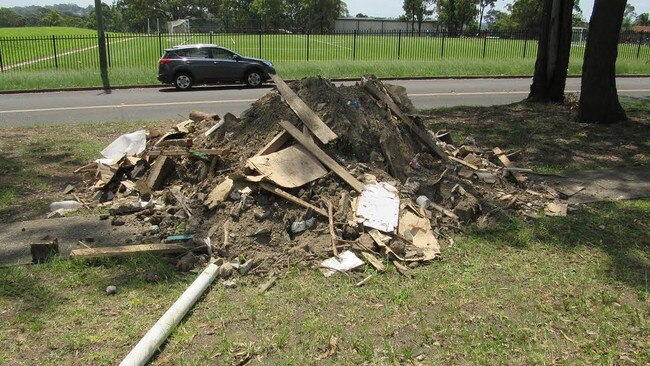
<box><xmin>119</xmin><ymin>261</ymin><xmax>220</xmax><ymax>366</ymax></box>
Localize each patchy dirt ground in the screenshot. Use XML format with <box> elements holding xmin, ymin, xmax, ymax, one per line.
<box><xmin>420</xmin><ymin>95</ymin><xmax>650</xmax><ymax>172</ymax></box>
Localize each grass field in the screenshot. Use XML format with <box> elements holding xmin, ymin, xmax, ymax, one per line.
<box><xmin>0</xmin><ymin>99</ymin><xmax>648</xmax><ymax>365</ymax></box>
<box><xmin>1</xmin><ymin>27</ymin><xmax>649</xmax><ymax>70</ymax></box>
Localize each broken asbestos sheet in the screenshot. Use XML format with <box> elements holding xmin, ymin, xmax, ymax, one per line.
<box><xmin>247</xmin><ymin>144</ymin><xmax>327</xmax><ymax>188</ymax></box>
<box><xmin>355</xmin><ymin>182</ymin><xmax>400</xmax><ymax>232</ymax></box>
<box><xmin>398</xmin><ymin>208</ymin><xmax>441</xmax><ymax>261</ymax></box>
<box><xmin>97</xmin><ymin>130</ymin><xmax>147</xmax><ymax>165</ymax></box>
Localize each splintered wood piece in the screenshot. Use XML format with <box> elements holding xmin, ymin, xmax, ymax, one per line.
<box><xmin>254</xmin><ymin>131</ymin><xmax>292</xmax><ymax>157</ymax></box>
<box><xmin>270</xmin><ymin>74</ymin><xmax>337</xmax><ymax>144</ymax></box>
<box><xmin>360</xmin><ymin>251</ymin><xmax>386</xmax><ymax>272</ymax></box>
<box><xmin>147</xmin><ymin>149</ymin><xmax>221</xmax><ymax>157</ymax></box>
<box><xmin>70</xmin><ymin>244</ymin><xmax>190</xmax><ymax>258</ymax></box>
<box><xmin>363</xmin><ymin>80</ymin><xmax>448</xmax><ymax>162</ymax></box>
<box><xmin>259</xmin><ymin>182</ymin><xmax>328</xmax><ymax>217</ymax></box>
<box><xmin>146</xmin><ymin>156</ymin><xmax>175</xmax><ymax>190</ymax></box>
<box><xmin>326</xmin><ymin>201</ymin><xmax>338</xmax><ymax>257</ymax></box>
<box><xmin>448</xmin><ymin>155</ymin><xmax>479</xmax><ymax>170</ymax></box>
<box><xmin>279</xmin><ymin>120</ymin><xmax>365</xmax><ymax>193</ymax></box>
<box><xmin>493</xmin><ymin>147</ymin><xmax>527</xmax><ymax>185</ymax></box>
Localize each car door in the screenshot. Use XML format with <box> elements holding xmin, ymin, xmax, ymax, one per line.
<box><xmin>182</xmin><ymin>47</ymin><xmax>215</xmax><ymax>82</ymax></box>
<box><xmin>209</xmin><ymin>47</ymin><xmax>246</xmax><ymax>81</ymax></box>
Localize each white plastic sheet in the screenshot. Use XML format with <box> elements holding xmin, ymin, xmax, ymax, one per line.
<box><xmin>97</xmin><ymin>130</ymin><xmax>147</xmax><ymax>165</ymax></box>
<box><xmin>320</xmin><ymin>250</ymin><xmax>365</xmax><ymax>277</ymax></box>
<box><xmin>355</xmin><ymin>182</ymin><xmax>400</xmax><ymax>232</ymax></box>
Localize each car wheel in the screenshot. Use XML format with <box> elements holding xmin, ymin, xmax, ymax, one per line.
<box><xmin>174</xmin><ymin>73</ymin><xmax>193</xmax><ymax>90</ymax></box>
<box><xmin>245</xmin><ymin>70</ymin><xmax>263</xmax><ymax>87</ymax></box>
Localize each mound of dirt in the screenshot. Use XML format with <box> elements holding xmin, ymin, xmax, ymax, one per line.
<box><xmin>71</xmin><ymin>75</ymin><xmax>567</xmax><ymax>279</ymax></box>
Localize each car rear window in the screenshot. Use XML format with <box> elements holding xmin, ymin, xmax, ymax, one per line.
<box><xmin>165</xmin><ymin>48</ymin><xmax>210</xmax><ymax>59</ymax></box>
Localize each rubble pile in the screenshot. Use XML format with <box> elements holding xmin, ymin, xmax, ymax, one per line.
<box><xmin>69</xmin><ymin>75</ymin><xmax>571</xmax><ymax>279</ymax></box>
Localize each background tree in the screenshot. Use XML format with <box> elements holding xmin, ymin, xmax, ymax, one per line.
<box><xmin>578</xmin><ymin>0</ymin><xmax>628</xmax><ymax>123</ymax></box>
<box><xmin>508</xmin><ymin>0</ymin><xmax>544</xmax><ymax>32</ymax></box>
<box><xmin>355</xmin><ymin>13</ymin><xmax>368</xmax><ymax>18</ymax></box>
<box><xmin>477</xmin><ymin>0</ymin><xmax>496</xmax><ymax>32</ymax></box>
<box><xmin>527</xmin><ymin>0</ymin><xmax>574</xmax><ymax>103</ymax></box>
<box><xmin>622</xmin><ymin>3</ymin><xmax>636</xmax><ymax>30</ymax></box>
<box><xmin>403</xmin><ymin>0</ymin><xmax>433</xmax><ymax>32</ymax></box>
<box><xmin>437</xmin><ymin>0</ymin><xmax>479</xmax><ymax>34</ymax></box>
<box><xmin>635</xmin><ymin>13</ymin><xmax>650</xmax><ymax>26</ymax></box>
<box><xmin>0</xmin><ymin>8</ymin><xmax>26</xmax><ymax>27</ymax></box>
<box><xmin>484</xmin><ymin>8</ymin><xmax>510</xmax><ymax>31</ymax></box>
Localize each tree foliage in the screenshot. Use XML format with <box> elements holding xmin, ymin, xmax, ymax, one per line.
<box><xmin>403</xmin><ymin>0</ymin><xmax>434</xmax><ymax>32</ymax></box>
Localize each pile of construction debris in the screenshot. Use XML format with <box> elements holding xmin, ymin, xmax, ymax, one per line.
<box><xmin>65</xmin><ymin>74</ymin><xmax>572</xmax><ymax>281</ymax></box>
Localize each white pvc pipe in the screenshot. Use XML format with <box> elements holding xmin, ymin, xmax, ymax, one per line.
<box><xmin>119</xmin><ymin>262</ymin><xmax>220</xmax><ymax>366</ymax></box>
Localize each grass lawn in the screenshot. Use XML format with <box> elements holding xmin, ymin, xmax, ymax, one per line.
<box><xmin>0</xmin><ymin>95</ymin><xmax>648</xmax><ymax>365</ymax></box>
<box><xmin>1</xmin><ymin>27</ymin><xmax>648</xmax><ymax>90</ymax></box>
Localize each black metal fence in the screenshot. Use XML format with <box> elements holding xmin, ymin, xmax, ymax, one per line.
<box><xmin>0</xmin><ymin>29</ymin><xmax>647</xmax><ymax>72</ymax></box>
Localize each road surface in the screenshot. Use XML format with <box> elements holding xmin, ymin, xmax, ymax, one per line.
<box><xmin>1</xmin><ymin>77</ymin><xmax>648</xmax><ymax>126</ymax></box>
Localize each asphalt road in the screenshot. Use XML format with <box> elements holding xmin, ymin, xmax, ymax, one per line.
<box><xmin>1</xmin><ymin>77</ymin><xmax>649</xmax><ymax>127</ymax></box>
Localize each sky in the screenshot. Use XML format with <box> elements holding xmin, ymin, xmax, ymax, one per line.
<box><xmin>3</xmin><ymin>0</ymin><xmax>650</xmax><ymax>21</ymax></box>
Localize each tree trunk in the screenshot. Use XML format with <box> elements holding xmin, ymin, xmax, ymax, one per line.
<box><xmin>527</xmin><ymin>0</ymin><xmax>574</xmax><ymax>103</ymax></box>
<box><xmin>578</xmin><ymin>0</ymin><xmax>627</xmax><ymax>123</ymax></box>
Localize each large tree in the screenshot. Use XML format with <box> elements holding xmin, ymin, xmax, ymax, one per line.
<box><xmin>403</xmin><ymin>0</ymin><xmax>433</xmax><ymax>33</ymax></box>
<box><xmin>477</xmin><ymin>0</ymin><xmax>496</xmax><ymax>32</ymax></box>
<box><xmin>578</xmin><ymin>0</ymin><xmax>627</xmax><ymax>123</ymax></box>
<box><xmin>527</xmin><ymin>0</ymin><xmax>574</xmax><ymax>103</ymax></box>
<box><xmin>437</xmin><ymin>0</ymin><xmax>479</xmax><ymax>34</ymax></box>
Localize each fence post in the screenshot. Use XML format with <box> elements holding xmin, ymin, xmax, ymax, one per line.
<box><xmin>441</xmin><ymin>31</ymin><xmax>445</xmax><ymax>58</ymax></box>
<box><xmin>353</xmin><ymin>30</ymin><xmax>357</xmax><ymax>60</ymax></box>
<box><xmin>209</xmin><ymin>31</ymin><xmax>213</xmax><ymax>44</ymax></box>
<box><xmin>306</xmin><ymin>31</ymin><xmax>310</xmax><ymax>61</ymax></box>
<box><xmin>0</xmin><ymin>41</ymin><xmax>3</xmax><ymax>72</ymax></box>
<box><xmin>523</xmin><ymin>31</ymin><xmax>528</xmax><ymax>58</ymax></box>
<box><xmin>158</xmin><ymin>32</ymin><xmax>162</xmax><ymax>57</ymax></box>
<box><xmin>482</xmin><ymin>31</ymin><xmax>487</xmax><ymax>59</ymax></box>
<box><xmin>106</xmin><ymin>33</ymin><xmax>111</xmax><ymax>67</ymax></box>
<box><xmin>637</xmin><ymin>32</ymin><xmax>644</xmax><ymax>59</ymax></box>
<box><xmin>52</xmin><ymin>35</ymin><xmax>59</xmax><ymax>68</ymax></box>
<box><xmin>397</xmin><ymin>29</ymin><xmax>402</xmax><ymax>60</ymax></box>
<box><xmin>258</xmin><ymin>29</ymin><xmax>262</xmax><ymax>58</ymax></box>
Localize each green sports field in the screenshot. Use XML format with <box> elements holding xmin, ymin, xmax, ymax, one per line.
<box><xmin>0</xmin><ymin>27</ymin><xmax>648</xmax><ymax>90</ymax></box>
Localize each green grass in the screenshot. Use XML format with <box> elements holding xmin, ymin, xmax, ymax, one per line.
<box><xmin>0</xmin><ymin>200</ymin><xmax>647</xmax><ymax>365</ymax></box>
<box><xmin>0</xmin><ymin>27</ymin><xmax>98</xmax><ymax>37</ymax></box>
<box><xmin>1</xmin><ymin>57</ymin><xmax>649</xmax><ymax>90</ymax></box>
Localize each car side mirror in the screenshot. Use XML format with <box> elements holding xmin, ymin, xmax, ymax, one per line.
<box><xmin>232</xmin><ymin>54</ymin><xmax>241</xmax><ymax>61</ymax></box>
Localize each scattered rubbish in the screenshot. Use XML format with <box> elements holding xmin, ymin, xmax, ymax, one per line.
<box><xmin>258</xmin><ymin>276</ymin><xmax>277</xmax><ymax>293</ymax></box>
<box><xmin>30</xmin><ymin>239</ymin><xmax>59</xmax><ymax>264</ymax></box>
<box><xmin>97</xmin><ymin>130</ymin><xmax>147</xmax><ymax>165</ymax></box>
<box><xmin>320</xmin><ymin>250</ymin><xmax>365</xmax><ymax>277</ymax></box>
<box><xmin>355</xmin><ymin>182</ymin><xmax>400</xmax><ymax>232</ymax></box>
<box><xmin>544</xmin><ymin>202</ymin><xmax>568</xmax><ymax>217</ymax></box>
<box><xmin>355</xmin><ymin>274</ymin><xmax>373</xmax><ymax>287</ymax></box>
<box><xmin>290</xmin><ymin>217</ymin><xmax>316</xmax><ymax>234</ymax></box>
<box><xmin>49</xmin><ymin>200</ymin><xmax>81</xmax><ymax>212</ymax></box>
<box><xmin>106</xmin><ymin>285</ymin><xmax>117</xmax><ymax>295</ymax></box>
<box><xmin>222</xmin><ymin>279</ymin><xmax>237</xmax><ymax>288</ymax></box>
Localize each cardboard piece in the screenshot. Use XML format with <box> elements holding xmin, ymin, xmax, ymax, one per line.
<box><xmin>398</xmin><ymin>209</ymin><xmax>441</xmax><ymax>261</ymax></box>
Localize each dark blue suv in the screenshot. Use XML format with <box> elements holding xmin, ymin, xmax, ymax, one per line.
<box><xmin>158</xmin><ymin>44</ymin><xmax>276</xmax><ymax>90</ymax></box>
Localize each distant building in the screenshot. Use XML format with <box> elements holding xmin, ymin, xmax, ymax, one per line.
<box><xmin>334</xmin><ymin>18</ymin><xmax>440</xmax><ymax>33</ymax></box>
<box><xmin>631</xmin><ymin>25</ymin><xmax>650</xmax><ymax>33</ymax></box>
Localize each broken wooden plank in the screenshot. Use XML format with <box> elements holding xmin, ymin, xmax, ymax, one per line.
<box><xmin>147</xmin><ymin>149</ymin><xmax>221</xmax><ymax>157</ymax></box>
<box><xmin>493</xmin><ymin>147</ymin><xmax>527</xmax><ymax>185</ymax></box>
<box><xmin>70</xmin><ymin>244</ymin><xmax>190</xmax><ymax>258</ymax></box>
<box><xmin>254</xmin><ymin>131</ymin><xmax>291</xmax><ymax>157</ymax></box>
<box><xmin>448</xmin><ymin>155</ymin><xmax>479</xmax><ymax>170</ymax></box>
<box><xmin>259</xmin><ymin>181</ymin><xmax>328</xmax><ymax>217</ymax></box>
<box><xmin>279</xmin><ymin>120</ymin><xmax>365</xmax><ymax>193</ymax></box>
<box><xmin>360</xmin><ymin>251</ymin><xmax>386</xmax><ymax>272</ymax></box>
<box><xmin>204</xmin><ymin>177</ymin><xmax>235</xmax><ymax>209</ymax></box>
<box><xmin>326</xmin><ymin>201</ymin><xmax>338</xmax><ymax>257</ymax></box>
<box><xmin>146</xmin><ymin>156</ymin><xmax>175</xmax><ymax>190</ymax></box>
<box><xmin>363</xmin><ymin>79</ymin><xmax>449</xmax><ymax>162</ymax></box>
<box><xmin>270</xmin><ymin>74</ymin><xmax>337</xmax><ymax>144</ymax></box>
<box><xmin>155</xmin><ymin>138</ymin><xmax>192</xmax><ymax>148</ymax></box>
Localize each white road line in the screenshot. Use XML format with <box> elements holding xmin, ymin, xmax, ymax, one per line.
<box><xmin>0</xmin><ymin>98</ymin><xmax>258</xmax><ymax>114</ymax></box>
<box><xmin>2</xmin><ymin>89</ymin><xmax>649</xmax><ymax>115</ymax></box>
